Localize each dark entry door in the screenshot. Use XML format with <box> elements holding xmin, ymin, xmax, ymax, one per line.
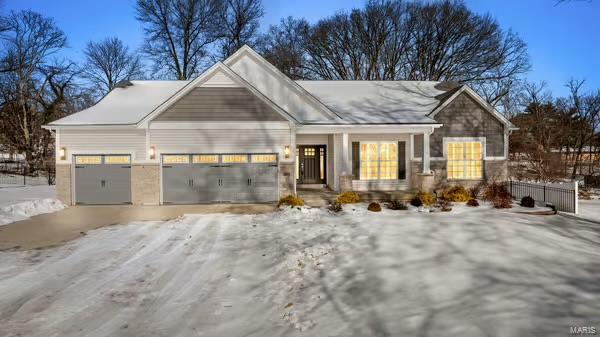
<box><xmin>298</xmin><ymin>145</ymin><xmax>326</xmax><ymax>184</ymax></box>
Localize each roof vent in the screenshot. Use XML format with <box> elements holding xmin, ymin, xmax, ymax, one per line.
<box><xmin>115</xmin><ymin>80</ymin><xmax>134</xmax><ymax>88</ymax></box>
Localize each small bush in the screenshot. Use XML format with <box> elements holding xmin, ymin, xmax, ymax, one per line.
<box><xmin>520</xmin><ymin>196</ymin><xmax>535</xmax><ymax>208</ymax></box>
<box><xmin>410</xmin><ymin>195</ymin><xmax>423</xmax><ymax>207</ymax></box>
<box><xmin>277</xmin><ymin>195</ymin><xmax>305</xmax><ymax>207</ymax></box>
<box><xmin>416</xmin><ymin>191</ymin><xmax>436</xmax><ymax>206</ymax></box>
<box><xmin>493</xmin><ymin>197</ymin><xmax>512</xmax><ymax>209</ymax></box>
<box><xmin>466</xmin><ymin>198</ymin><xmax>479</xmax><ymax>207</ymax></box>
<box><xmin>469</xmin><ymin>181</ymin><xmax>486</xmax><ymax>199</ymax></box>
<box><xmin>441</xmin><ymin>185</ymin><xmax>471</xmax><ymax>202</ymax></box>
<box><xmin>437</xmin><ymin>198</ymin><xmax>452</xmax><ymax>212</ymax></box>
<box><xmin>336</xmin><ymin>191</ymin><xmax>360</xmax><ymax>204</ymax></box>
<box><xmin>441</xmin><ymin>205</ymin><xmax>452</xmax><ymax>212</ymax></box>
<box><xmin>367</xmin><ymin>202</ymin><xmax>382</xmax><ymax>212</ymax></box>
<box><xmin>328</xmin><ymin>202</ymin><xmax>343</xmax><ymax>213</ymax></box>
<box><xmin>386</xmin><ymin>200</ymin><xmax>408</xmax><ymax>210</ymax></box>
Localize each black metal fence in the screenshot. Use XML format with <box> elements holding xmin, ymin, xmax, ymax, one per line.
<box><xmin>0</xmin><ymin>161</ymin><xmax>54</xmax><ymax>186</ymax></box>
<box><xmin>507</xmin><ymin>180</ymin><xmax>578</xmax><ymax>213</ymax></box>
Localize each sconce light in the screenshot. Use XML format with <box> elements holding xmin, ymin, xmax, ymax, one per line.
<box><xmin>284</xmin><ymin>145</ymin><xmax>291</xmax><ymax>159</ymax></box>
<box><xmin>59</xmin><ymin>147</ymin><xmax>66</xmax><ymax>161</ymax></box>
<box><xmin>149</xmin><ymin>146</ymin><xmax>156</xmax><ymax>160</ymax></box>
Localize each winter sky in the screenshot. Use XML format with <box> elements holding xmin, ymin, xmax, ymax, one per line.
<box><xmin>3</xmin><ymin>0</ymin><xmax>599</xmax><ymax>97</ymax></box>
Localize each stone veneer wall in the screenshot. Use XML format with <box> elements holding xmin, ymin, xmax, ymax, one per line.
<box><xmin>279</xmin><ymin>163</ymin><xmax>295</xmax><ymax>197</ymax></box>
<box><xmin>411</xmin><ymin>160</ymin><xmax>508</xmax><ymax>190</ymax></box>
<box><xmin>131</xmin><ymin>164</ymin><xmax>161</xmax><ymax>205</ymax></box>
<box><xmin>55</xmin><ymin>164</ymin><xmax>72</xmax><ymax>205</ymax></box>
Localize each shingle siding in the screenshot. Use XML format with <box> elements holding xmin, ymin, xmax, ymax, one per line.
<box><xmin>431</xmin><ymin>93</ymin><xmax>505</xmax><ymax>157</ymax></box>
<box><xmin>154</xmin><ymin>87</ymin><xmax>287</xmax><ymax>122</ymax></box>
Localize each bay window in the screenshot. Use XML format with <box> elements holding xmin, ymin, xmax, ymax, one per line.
<box><xmin>447</xmin><ymin>141</ymin><xmax>483</xmax><ymax>179</ymax></box>
<box><xmin>359</xmin><ymin>142</ymin><xmax>398</xmax><ymax>180</ymax></box>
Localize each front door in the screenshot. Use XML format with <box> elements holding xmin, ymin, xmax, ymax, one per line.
<box><xmin>298</xmin><ymin>145</ymin><xmax>326</xmax><ymax>184</ymax></box>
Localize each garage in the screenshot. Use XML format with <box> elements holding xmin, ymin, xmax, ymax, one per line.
<box><xmin>74</xmin><ymin>155</ymin><xmax>132</xmax><ymax>205</ymax></box>
<box><xmin>162</xmin><ymin>153</ymin><xmax>278</xmax><ymax>204</ymax></box>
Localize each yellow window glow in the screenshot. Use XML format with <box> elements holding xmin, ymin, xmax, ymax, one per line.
<box><xmin>75</xmin><ymin>156</ymin><xmax>102</xmax><ymax>165</ymax></box>
<box><xmin>447</xmin><ymin>141</ymin><xmax>483</xmax><ymax>179</ymax></box>
<box><xmin>222</xmin><ymin>154</ymin><xmax>248</xmax><ymax>163</ymax></box>
<box><xmin>163</xmin><ymin>155</ymin><xmax>190</xmax><ymax>164</ymax></box>
<box><xmin>104</xmin><ymin>155</ymin><xmax>131</xmax><ymax>164</ymax></box>
<box><xmin>193</xmin><ymin>154</ymin><xmax>219</xmax><ymax>164</ymax></box>
<box><xmin>251</xmin><ymin>154</ymin><xmax>277</xmax><ymax>163</ymax></box>
<box><xmin>359</xmin><ymin>142</ymin><xmax>397</xmax><ymax>180</ymax></box>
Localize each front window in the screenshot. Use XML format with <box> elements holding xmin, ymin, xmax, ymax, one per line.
<box><xmin>360</xmin><ymin>142</ymin><xmax>397</xmax><ymax>180</ymax></box>
<box><xmin>447</xmin><ymin>141</ymin><xmax>483</xmax><ymax>179</ymax></box>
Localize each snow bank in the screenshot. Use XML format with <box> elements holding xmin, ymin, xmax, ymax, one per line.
<box><xmin>0</xmin><ymin>198</ymin><xmax>65</xmax><ymax>225</ymax></box>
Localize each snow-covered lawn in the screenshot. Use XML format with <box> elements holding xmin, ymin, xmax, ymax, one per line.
<box><xmin>579</xmin><ymin>200</ymin><xmax>600</xmax><ymax>221</ymax></box>
<box><xmin>0</xmin><ymin>185</ymin><xmax>64</xmax><ymax>225</ymax></box>
<box><xmin>1</xmin><ymin>205</ymin><xmax>600</xmax><ymax>336</ymax></box>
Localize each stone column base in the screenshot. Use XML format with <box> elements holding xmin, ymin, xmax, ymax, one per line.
<box><xmin>55</xmin><ymin>164</ymin><xmax>72</xmax><ymax>205</ymax></box>
<box><xmin>279</xmin><ymin>163</ymin><xmax>295</xmax><ymax>197</ymax></box>
<box><xmin>414</xmin><ymin>173</ymin><xmax>435</xmax><ymax>192</ymax></box>
<box><xmin>339</xmin><ymin>174</ymin><xmax>353</xmax><ymax>192</ymax></box>
<box><xmin>132</xmin><ymin>164</ymin><xmax>160</xmax><ymax>205</ymax></box>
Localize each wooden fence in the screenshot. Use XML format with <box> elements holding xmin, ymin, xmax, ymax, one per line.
<box><xmin>507</xmin><ymin>180</ymin><xmax>578</xmax><ymax>214</ymax></box>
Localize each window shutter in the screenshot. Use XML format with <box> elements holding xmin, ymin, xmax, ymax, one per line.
<box><xmin>398</xmin><ymin>141</ymin><xmax>406</xmax><ymax>179</ymax></box>
<box><xmin>352</xmin><ymin>142</ymin><xmax>360</xmax><ymax>179</ymax></box>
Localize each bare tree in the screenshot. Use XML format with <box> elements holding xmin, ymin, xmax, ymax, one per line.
<box><xmin>256</xmin><ymin>17</ymin><xmax>310</xmax><ymax>80</ymax></box>
<box><xmin>136</xmin><ymin>0</ymin><xmax>221</xmax><ymax>80</ymax></box>
<box><xmin>82</xmin><ymin>37</ymin><xmax>144</xmax><ymax>95</ymax></box>
<box><xmin>215</xmin><ymin>0</ymin><xmax>264</xmax><ymax>59</ymax></box>
<box><xmin>0</xmin><ymin>10</ymin><xmax>68</xmax><ymax>170</ymax></box>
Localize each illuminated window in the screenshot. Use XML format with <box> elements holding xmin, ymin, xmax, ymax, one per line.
<box><xmin>251</xmin><ymin>154</ymin><xmax>277</xmax><ymax>163</ymax></box>
<box><xmin>75</xmin><ymin>156</ymin><xmax>102</xmax><ymax>164</ymax></box>
<box><xmin>304</xmin><ymin>148</ymin><xmax>315</xmax><ymax>156</ymax></box>
<box><xmin>104</xmin><ymin>155</ymin><xmax>131</xmax><ymax>164</ymax></box>
<box><xmin>359</xmin><ymin>142</ymin><xmax>397</xmax><ymax>180</ymax></box>
<box><xmin>193</xmin><ymin>154</ymin><xmax>218</xmax><ymax>163</ymax></box>
<box><xmin>319</xmin><ymin>148</ymin><xmax>325</xmax><ymax>180</ymax></box>
<box><xmin>222</xmin><ymin>154</ymin><xmax>248</xmax><ymax>163</ymax></box>
<box><xmin>163</xmin><ymin>155</ymin><xmax>190</xmax><ymax>164</ymax></box>
<box><xmin>447</xmin><ymin>141</ymin><xmax>483</xmax><ymax>179</ymax></box>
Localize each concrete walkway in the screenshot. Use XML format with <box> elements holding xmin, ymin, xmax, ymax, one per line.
<box><xmin>0</xmin><ymin>204</ymin><xmax>276</xmax><ymax>251</ymax></box>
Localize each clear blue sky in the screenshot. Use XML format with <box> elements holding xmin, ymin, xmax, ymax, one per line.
<box><xmin>3</xmin><ymin>0</ymin><xmax>599</xmax><ymax>96</ymax></box>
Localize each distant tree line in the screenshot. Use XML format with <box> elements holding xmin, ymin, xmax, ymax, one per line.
<box><xmin>0</xmin><ymin>0</ymin><xmax>597</xmax><ymax>182</ymax></box>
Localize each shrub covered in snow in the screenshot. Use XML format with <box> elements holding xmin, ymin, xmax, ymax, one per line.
<box><xmin>521</xmin><ymin>196</ymin><xmax>535</xmax><ymax>208</ymax></box>
<box><xmin>277</xmin><ymin>195</ymin><xmax>305</xmax><ymax>208</ymax></box>
<box><xmin>327</xmin><ymin>202</ymin><xmax>343</xmax><ymax>213</ymax></box>
<box><xmin>466</xmin><ymin>198</ymin><xmax>480</xmax><ymax>207</ymax></box>
<box><xmin>386</xmin><ymin>200</ymin><xmax>408</xmax><ymax>210</ymax></box>
<box><xmin>367</xmin><ymin>202</ymin><xmax>382</xmax><ymax>212</ymax></box>
<box><xmin>441</xmin><ymin>185</ymin><xmax>471</xmax><ymax>202</ymax></box>
<box><xmin>436</xmin><ymin>198</ymin><xmax>452</xmax><ymax>212</ymax></box>
<box><xmin>336</xmin><ymin>191</ymin><xmax>360</xmax><ymax>204</ymax></box>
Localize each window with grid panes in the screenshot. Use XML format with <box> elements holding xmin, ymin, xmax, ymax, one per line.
<box><xmin>359</xmin><ymin>142</ymin><xmax>398</xmax><ymax>180</ymax></box>
<box><xmin>447</xmin><ymin>141</ymin><xmax>483</xmax><ymax>179</ymax></box>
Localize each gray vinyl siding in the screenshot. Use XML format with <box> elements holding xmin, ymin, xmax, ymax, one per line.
<box><xmin>150</xmin><ymin>129</ymin><xmax>290</xmax><ymax>154</ymax></box>
<box><xmin>431</xmin><ymin>93</ymin><xmax>504</xmax><ymax>157</ymax></box>
<box><xmin>60</xmin><ymin>129</ymin><xmax>146</xmax><ymax>161</ymax></box>
<box><xmin>154</xmin><ymin>87</ymin><xmax>287</xmax><ymax>122</ymax></box>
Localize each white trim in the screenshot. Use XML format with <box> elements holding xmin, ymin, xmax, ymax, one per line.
<box><xmin>224</xmin><ymin>45</ymin><xmax>340</xmax><ymax>121</ymax></box>
<box><xmin>43</xmin><ymin>124</ymin><xmax>138</xmax><ymax>130</ymax></box>
<box><xmin>59</xmin><ymin>149</ymin><xmax>136</xmax><ymax>164</ymax></box>
<box><xmin>296</xmin><ymin>124</ymin><xmax>442</xmax><ymax>134</ymax></box>
<box><xmin>137</xmin><ymin>62</ymin><xmax>298</xmax><ymax>127</ymax></box>
<box><xmin>423</xmin><ymin>131</ymin><xmax>431</xmax><ymax>173</ymax></box>
<box><xmin>148</xmin><ymin>121</ymin><xmax>291</xmax><ymax>130</ymax></box>
<box><xmin>429</xmin><ymin>85</ymin><xmax>517</xmax><ymax>130</ymax></box>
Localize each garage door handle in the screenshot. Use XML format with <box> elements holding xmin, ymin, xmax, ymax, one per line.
<box><xmin>101</xmin><ymin>179</ymin><xmax>106</xmax><ymax>188</ymax></box>
<box><xmin>163</xmin><ymin>165</ymin><xmax>172</xmax><ymax>168</ymax></box>
<box><xmin>247</xmin><ymin>178</ymin><xmax>251</xmax><ymax>186</ymax></box>
<box><xmin>75</xmin><ymin>166</ymin><xmax>84</xmax><ymax>169</ymax></box>
<box><xmin>191</xmin><ymin>179</ymin><xmax>194</xmax><ymax>187</ymax></box>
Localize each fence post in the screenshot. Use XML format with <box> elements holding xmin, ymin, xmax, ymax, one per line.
<box><xmin>543</xmin><ymin>185</ymin><xmax>546</xmax><ymax>202</ymax></box>
<box><xmin>574</xmin><ymin>181</ymin><xmax>578</xmax><ymax>214</ymax></box>
<box><xmin>23</xmin><ymin>162</ymin><xmax>26</xmax><ymax>186</ymax></box>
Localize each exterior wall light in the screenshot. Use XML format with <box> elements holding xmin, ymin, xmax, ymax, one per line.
<box><xmin>59</xmin><ymin>147</ymin><xmax>67</xmax><ymax>161</ymax></box>
<box><xmin>284</xmin><ymin>145</ymin><xmax>290</xmax><ymax>159</ymax></box>
<box><xmin>149</xmin><ymin>146</ymin><xmax>156</xmax><ymax>160</ymax></box>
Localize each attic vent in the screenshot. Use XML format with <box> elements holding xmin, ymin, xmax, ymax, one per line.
<box><xmin>115</xmin><ymin>80</ymin><xmax>133</xmax><ymax>88</ymax></box>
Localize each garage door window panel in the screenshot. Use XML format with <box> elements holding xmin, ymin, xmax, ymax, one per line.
<box><xmin>163</xmin><ymin>155</ymin><xmax>190</xmax><ymax>164</ymax></box>
<box><xmin>105</xmin><ymin>155</ymin><xmax>131</xmax><ymax>164</ymax></box>
<box><xmin>222</xmin><ymin>154</ymin><xmax>248</xmax><ymax>163</ymax></box>
<box><xmin>251</xmin><ymin>154</ymin><xmax>277</xmax><ymax>163</ymax></box>
<box><xmin>193</xmin><ymin>154</ymin><xmax>219</xmax><ymax>164</ymax></box>
<box><xmin>75</xmin><ymin>156</ymin><xmax>102</xmax><ymax>165</ymax></box>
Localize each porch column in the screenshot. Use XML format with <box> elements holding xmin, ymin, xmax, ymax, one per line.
<box><xmin>423</xmin><ymin>130</ymin><xmax>431</xmax><ymax>174</ymax></box>
<box><xmin>341</xmin><ymin>132</ymin><xmax>350</xmax><ymax>174</ymax></box>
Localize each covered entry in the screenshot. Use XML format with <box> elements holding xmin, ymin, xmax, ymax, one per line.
<box><xmin>161</xmin><ymin>153</ymin><xmax>278</xmax><ymax>204</ymax></box>
<box><xmin>74</xmin><ymin>155</ymin><xmax>132</xmax><ymax>205</ymax></box>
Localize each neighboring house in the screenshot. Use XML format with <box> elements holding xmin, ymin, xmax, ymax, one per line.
<box><xmin>43</xmin><ymin>46</ymin><xmax>516</xmax><ymax>205</ymax></box>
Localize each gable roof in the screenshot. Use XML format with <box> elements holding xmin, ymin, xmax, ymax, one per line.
<box><xmin>296</xmin><ymin>81</ymin><xmax>448</xmax><ymax>124</ymax></box>
<box><xmin>49</xmin><ymin>80</ymin><xmax>189</xmax><ymax>126</ymax></box>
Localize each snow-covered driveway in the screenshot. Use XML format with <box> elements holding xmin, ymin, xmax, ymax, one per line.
<box><xmin>1</xmin><ymin>205</ymin><xmax>600</xmax><ymax>337</ymax></box>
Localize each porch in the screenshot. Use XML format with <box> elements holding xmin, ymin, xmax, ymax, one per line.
<box><xmin>293</xmin><ymin>125</ymin><xmax>438</xmax><ymax>194</ymax></box>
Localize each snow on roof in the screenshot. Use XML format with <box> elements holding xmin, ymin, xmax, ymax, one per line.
<box><xmin>50</xmin><ymin>80</ymin><xmax>190</xmax><ymax>125</ymax></box>
<box><xmin>295</xmin><ymin>81</ymin><xmax>452</xmax><ymax>124</ymax></box>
